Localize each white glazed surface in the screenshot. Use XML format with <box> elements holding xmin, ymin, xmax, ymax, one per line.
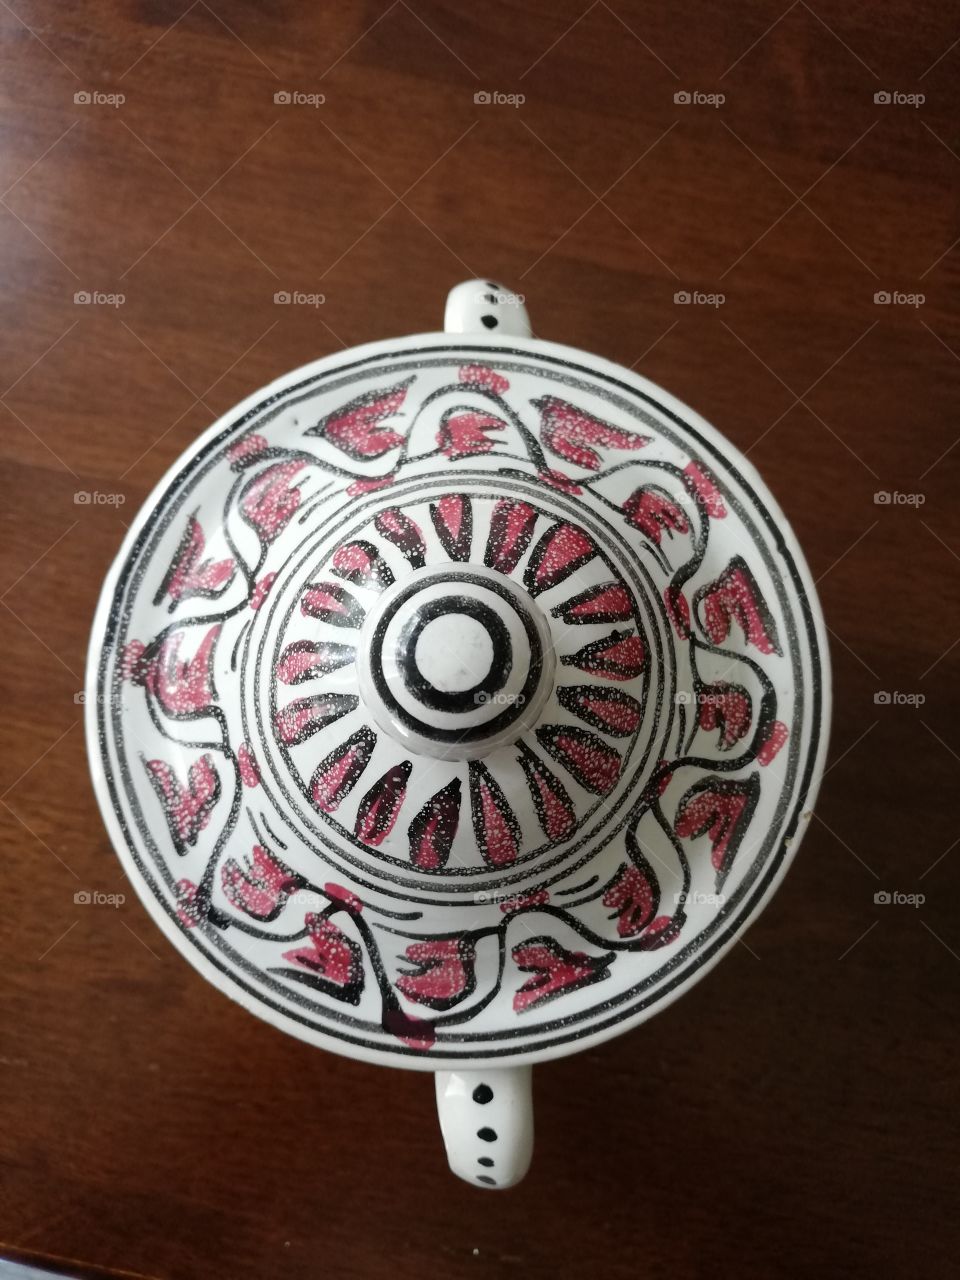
<box><xmin>85</xmin><ymin>323</ymin><xmax>831</xmax><ymax>1076</ymax></box>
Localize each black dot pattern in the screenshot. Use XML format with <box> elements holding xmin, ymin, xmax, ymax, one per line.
<box><xmin>477</xmin><ymin>1127</ymin><xmax>497</xmax><ymax>1142</ymax></box>
<box><xmin>477</xmin><ymin>1175</ymin><xmax>497</xmax><ymax>1186</ymax></box>
<box><xmin>478</xmin><ymin>1156</ymin><xmax>494</xmax><ymax>1167</ymax></box>
<box><xmin>472</xmin><ymin>1083</ymin><xmax>493</xmax><ymax>1104</ymax></box>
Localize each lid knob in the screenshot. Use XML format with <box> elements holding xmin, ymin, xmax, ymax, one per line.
<box><xmin>356</xmin><ymin>564</ymin><xmax>555</xmax><ymax>761</ymax></box>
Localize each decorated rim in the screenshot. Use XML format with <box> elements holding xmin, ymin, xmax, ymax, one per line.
<box><xmin>86</xmin><ymin>333</ymin><xmax>830</xmax><ymax>1069</ymax></box>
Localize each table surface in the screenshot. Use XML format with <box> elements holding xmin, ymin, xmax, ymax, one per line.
<box><xmin>1</xmin><ymin>3</ymin><xmax>958</xmax><ymax>1278</ymax></box>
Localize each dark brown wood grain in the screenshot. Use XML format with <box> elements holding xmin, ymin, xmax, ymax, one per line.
<box><xmin>1</xmin><ymin>3</ymin><xmax>958</xmax><ymax>1278</ymax></box>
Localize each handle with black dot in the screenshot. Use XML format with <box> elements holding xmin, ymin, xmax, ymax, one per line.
<box><xmin>444</xmin><ymin>279</ymin><xmax>532</xmax><ymax>338</ymax></box>
<box><xmin>434</xmin><ymin>1068</ymin><xmax>533</xmax><ymax>1189</ymax></box>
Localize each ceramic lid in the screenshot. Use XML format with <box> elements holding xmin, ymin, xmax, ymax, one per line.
<box><xmin>86</xmin><ymin>283</ymin><xmax>829</xmax><ymax>1069</ymax></box>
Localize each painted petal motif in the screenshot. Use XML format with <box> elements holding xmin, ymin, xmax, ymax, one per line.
<box><xmin>561</xmin><ymin>629</ymin><xmax>646</xmax><ymax>681</ymax></box>
<box><xmin>469</xmin><ymin>761</ymin><xmax>520</xmax><ymax>867</ymax></box>
<box><xmin>512</xmin><ymin>937</ymin><xmax>612</xmax><ymax>1012</ymax></box>
<box><xmin>430</xmin><ymin>494</ymin><xmax>472</xmax><ymax>561</ymax></box>
<box><xmin>408</xmin><ymin>778</ymin><xmax>462</xmax><ymax>870</ymax></box>
<box><xmin>301</xmin><ymin>581</ymin><xmax>365</xmax><ymax>629</ymax></box>
<box><xmin>556</xmin><ymin>684</ymin><xmax>643</xmax><ymax>737</ymax></box>
<box><xmin>694</xmin><ymin>557</ymin><xmax>782</xmax><ymax>656</ymax></box>
<box><xmin>551</xmin><ymin>581</ymin><xmax>633</xmax><ymax>625</ymax></box>
<box><xmin>674</xmin><ymin>773</ymin><xmax>761</xmax><ymax>887</ymax></box>
<box><xmin>758</xmin><ymin>719</ymin><xmax>789</xmax><ymax>766</ymax></box>
<box><xmin>374</xmin><ymin>508</ymin><xmax>426</xmax><ymax>569</ymax></box>
<box><xmin>684</xmin><ymin>460</ymin><xmax>727</xmax><ymax>518</ymax></box>
<box><xmin>536</xmin><ymin>725</ymin><xmax>621</xmax><ymax>795</ymax></box>
<box><xmin>523</xmin><ymin>522</ymin><xmax>596</xmax><ymax>597</ymax></box>
<box><xmin>140</xmin><ymin>625</ymin><xmax>219</xmax><ymax>718</ymax></box>
<box><xmin>276</xmin><ymin>639</ymin><xmax>356</xmax><ymax>684</ymax></box>
<box><xmin>274</xmin><ymin>692</ymin><xmax>359</xmax><ymax>745</ymax></box>
<box><xmin>459</xmin><ymin>363</ymin><xmax>509</xmax><ymax>394</ymax></box>
<box><xmin>622</xmin><ymin>487</ymin><xmax>690</xmax><ymax>543</ymax></box>
<box><xmin>277</xmin><ymin>913</ymin><xmax>364</xmax><ymax>1004</ymax></box>
<box><xmin>396</xmin><ymin>938</ymin><xmax>477</xmax><ymax>1010</ymax></box>
<box><xmin>517</xmin><ymin>745</ymin><xmax>576</xmax><ymax>843</ymax></box>
<box><xmin>153</xmin><ymin>514</ymin><xmax>235</xmax><ymax>608</ymax></box>
<box><xmin>437</xmin><ymin>410</ymin><xmax>505</xmax><ymax>459</ymax></box>
<box><xmin>696</xmin><ymin>681</ymin><xmax>752</xmax><ymax>751</ymax></box>
<box><xmin>145</xmin><ymin>755</ymin><xmax>220</xmax><ymax>855</ymax></box>
<box><xmin>355</xmin><ymin>761</ymin><xmax>412</xmax><ymax>845</ymax></box>
<box><xmin>221</xmin><ymin>845</ymin><xmax>301</xmax><ymax>921</ymax></box>
<box><xmin>664</xmin><ymin>585</ymin><xmax>692</xmax><ymax>639</ymax></box>
<box><xmin>307</xmin><ymin>377</ymin><xmax>413</xmax><ymax>459</ymax></box>
<box><xmin>532</xmin><ymin>395</ymin><xmax>650</xmax><ymax>470</ymax></box>
<box><xmin>310</xmin><ymin>727</ymin><xmax>377</xmax><ymax>812</ymax></box>
<box><xmin>602</xmin><ymin>861</ymin><xmax>656</xmax><ymax>937</ymax></box>
<box><xmin>484</xmin><ymin>499</ymin><xmax>537</xmax><ymax>575</ymax></box>
<box><xmin>329</xmin><ymin>540</ymin><xmax>395</xmax><ymax>591</ymax></box>
<box><xmin>240</xmin><ymin>461</ymin><xmax>305</xmax><ymax>543</ymax></box>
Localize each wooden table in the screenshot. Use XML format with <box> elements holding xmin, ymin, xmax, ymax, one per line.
<box><xmin>1</xmin><ymin>4</ymin><xmax>957</xmax><ymax>1277</ymax></box>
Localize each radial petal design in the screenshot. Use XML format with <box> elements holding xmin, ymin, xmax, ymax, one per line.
<box><xmin>310</xmin><ymin>728</ymin><xmax>377</xmax><ymax>812</ymax></box>
<box><xmin>300</xmin><ymin>581</ymin><xmax>365</xmax><ymax>628</ymax></box>
<box><xmin>517</xmin><ymin>745</ymin><xmax>577</xmax><ymax>843</ymax></box>
<box><xmin>274</xmin><ymin>692</ymin><xmax>359</xmax><ymax>745</ymax></box>
<box><xmin>374</xmin><ymin>508</ymin><xmax>427</xmax><ymax>569</ymax></box>
<box><xmin>535</xmin><ymin>725</ymin><xmax>621</xmax><ymax>795</ymax></box>
<box><xmin>556</xmin><ymin>684</ymin><xmax>643</xmax><ymax>737</ymax></box>
<box><xmin>551</xmin><ymin>581</ymin><xmax>633</xmax><ymax>625</ymax></box>
<box><xmin>430</xmin><ymin>494</ymin><xmax>473</xmax><ymax>561</ymax></box>
<box><xmin>484</xmin><ymin>499</ymin><xmax>537</xmax><ymax>574</ymax></box>
<box><xmin>276</xmin><ymin>639</ymin><xmax>357</xmax><ymax>684</ymax></box>
<box><xmin>407</xmin><ymin>777</ymin><xmax>462</xmax><ymax>870</ymax></box>
<box><xmin>329</xmin><ymin>539</ymin><xmax>395</xmax><ymax>590</ymax></box>
<box><xmin>523</xmin><ymin>522</ymin><xmax>596</xmax><ymax>596</ymax></box>
<box><xmin>469</xmin><ymin>761</ymin><xmax>521</xmax><ymax>867</ymax></box>
<box><xmin>354</xmin><ymin>761</ymin><xmax>413</xmax><ymax>845</ymax></box>
<box><xmin>561</xmin><ymin>629</ymin><xmax>646</xmax><ymax>681</ymax></box>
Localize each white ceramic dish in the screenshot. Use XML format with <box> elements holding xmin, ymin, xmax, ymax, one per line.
<box><xmin>86</xmin><ymin>282</ymin><xmax>830</xmax><ymax>1187</ymax></box>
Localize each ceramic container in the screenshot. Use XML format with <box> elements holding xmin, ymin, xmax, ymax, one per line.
<box><xmin>86</xmin><ymin>281</ymin><xmax>830</xmax><ymax>1188</ymax></box>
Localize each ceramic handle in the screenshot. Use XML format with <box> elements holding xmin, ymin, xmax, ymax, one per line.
<box><xmin>434</xmin><ymin>1066</ymin><xmax>534</xmax><ymax>1189</ymax></box>
<box><xmin>444</xmin><ymin>279</ymin><xmax>532</xmax><ymax>337</ymax></box>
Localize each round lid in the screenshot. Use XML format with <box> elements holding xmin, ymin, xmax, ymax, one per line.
<box><xmin>86</xmin><ymin>282</ymin><xmax>829</xmax><ymax>1069</ymax></box>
